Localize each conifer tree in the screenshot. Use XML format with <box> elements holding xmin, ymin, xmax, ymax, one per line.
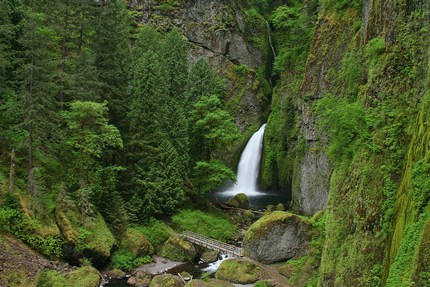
<box><xmin>15</xmin><ymin>5</ymin><xmax>61</xmax><ymax>194</ymax></box>
<box><xmin>94</xmin><ymin>0</ymin><xmax>131</xmax><ymax>126</ymax></box>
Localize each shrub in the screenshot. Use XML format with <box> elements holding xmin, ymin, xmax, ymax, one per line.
<box><xmin>110</xmin><ymin>250</ymin><xmax>151</xmax><ymax>271</ymax></box>
<box><xmin>137</xmin><ymin>219</ymin><xmax>172</xmax><ymax>248</ymax></box>
<box><xmin>0</xmin><ymin>207</ymin><xmax>63</xmax><ymax>258</ymax></box>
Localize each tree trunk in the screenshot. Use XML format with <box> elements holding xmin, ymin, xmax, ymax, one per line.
<box><xmin>8</xmin><ymin>148</ymin><xmax>15</xmax><ymax>193</ymax></box>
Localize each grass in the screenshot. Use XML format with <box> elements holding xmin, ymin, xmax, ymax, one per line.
<box><xmin>171</xmin><ymin>210</ymin><xmax>237</xmax><ymax>242</ymax></box>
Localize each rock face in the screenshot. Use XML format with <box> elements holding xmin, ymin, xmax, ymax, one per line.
<box><xmin>161</xmin><ymin>236</ymin><xmax>197</xmax><ymax>262</ymax></box>
<box><xmin>292</xmin><ymin>147</ymin><xmax>330</xmax><ymax>216</ymax></box>
<box><xmin>243</xmin><ymin>211</ymin><xmax>310</xmax><ymax>264</ymax></box>
<box><xmin>129</xmin><ymin>0</ymin><xmax>268</xmax><ymax>133</ymax></box>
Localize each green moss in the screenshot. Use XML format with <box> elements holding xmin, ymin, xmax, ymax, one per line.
<box><xmin>185</xmin><ymin>279</ymin><xmax>234</xmax><ymax>287</ymax></box>
<box><xmin>414</xmin><ymin>218</ymin><xmax>430</xmax><ymax>286</ymax></box>
<box><xmin>120</xmin><ymin>227</ymin><xmax>154</xmax><ymax>257</ymax></box>
<box><xmin>227</xmin><ymin>193</ymin><xmax>249</xmax><ymax>209</ymax></box>
<box><xmin>66</xmin><ymin>266</ymin><xmax>100</xmax><ymax>287</ymax></box>
<box><xmin>35</xmin><ymin>270</ymin><xmax>68</xmax><ymax>287</ymax></box>
<box><xmin>149</xmin><ymin>274</ymin><xmax>183</xmax><ymax>287</ymax></box>
<box><xmin>244</xmin><ymin>211</ymin><xmax>307</xmax><ymax>243</ymax></box>
<box><xmin>215</xmin><ymin>259</ymin><xmax>261</xmax><ymax>284</ymax></box>
<box><xmin>56</xmin><ymin>208</ymin><xmax>115</xmax><ymax>265</ymax></box>
<box><xmin>387</xmin><ymin>212</ymin><xmax>430</xmax><ymax>287</ymax></box>
<box><xmin>161</xmin><ymin>236</ymin><xmax>196</xmax><ymax>262</ymax></box>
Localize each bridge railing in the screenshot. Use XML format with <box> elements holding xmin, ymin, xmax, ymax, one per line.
<box><xmin>181</xmin><ymin>231</ymin><xmax>244</xmax><ymax>257</ymax></box>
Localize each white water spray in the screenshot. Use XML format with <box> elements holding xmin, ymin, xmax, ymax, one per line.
<box><xmin>223</xmin><ymin>124</ymin><xmax>266</xmax><ymax>197</ymax></box>
<box><xmin>201</xmin><ymin>253</ymin><xmax>230</xmax><ymax>274</ymax></box>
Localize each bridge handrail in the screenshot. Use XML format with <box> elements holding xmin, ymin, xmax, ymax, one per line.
<box><xmin>181</xmin><ymin>231</ymin><xmax>244</xmax><ymax>257</ymax></box>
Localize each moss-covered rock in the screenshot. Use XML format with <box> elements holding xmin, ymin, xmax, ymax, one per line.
<box><xmin>56</xmin><ymin>209</ymin><xmax>116</xmax><ymax>266</ymax></box>
<box><xmin>149</xmin><ymin>274</ymin><xmax>184</xmax><ymax>287</ymax></box>
<box><xmin>34</xmin><ymin>266</ymin><xmax>100</xmax><ymax>287</ymax></box>
<box><xmin>184</xmin><ymin>279</ymin><xmax>235</xmax><ymax>287</ymax></box>
<box><xmin>105</xmin><ymin>268</ymin><xmax>126</xmax><ymax>279</ymax></box>
<box><xmin>227</xmin><ymin>193</ymin><xmax>249</xmax><ymax>209</ymax></box>
<box><xmin>243</xmin><ymin>211</ymin><xmax>310</xmax><ymax>263</ymax></box>
<box><xmin>201</xmin><ymin>250</ymin><xmax>219</xmax><ymax>263</ymax></box>
<box><xmin>66</xmin><ymin>266</ymin><xmax>101</xmax><ymax>287</ymax></box>
<box><xmin>215</xmin><ymin>258</ymin><xmax>261</xmax><ymax>284</ymax></box>
<box><xmin>120</xmin><ymin>227</ymin><xmax>154</xmax><ymax>257</ymax></box>
<box><xmin>161</xmin><ymin>236</ymin><xmax>197</xmax><ymax>262</ymax></box>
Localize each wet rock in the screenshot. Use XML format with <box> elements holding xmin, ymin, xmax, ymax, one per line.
<box><xmin>201</xmin><ymin>250</ymin><xmax>219</xmax><ymax>263</ymax></box>
<box><xmin>106</xmin><ymin>268</ymin><xmax>126</xmax><ymax>279</ymax></box>
<box><xmin>127</xmin><ymin>276</ymin><xmax>137</xmax><ymax>286</ymax></box>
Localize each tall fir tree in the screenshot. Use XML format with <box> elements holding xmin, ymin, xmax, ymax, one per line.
<box><xmin>94</xmin><ymin>0</ymin><xmax>131</xmax><ymax>126</ymax></box>
<box><xmin>15</xmin><ymin>4</ymin><xmax>61</xmax><ymax>194</ymax></box>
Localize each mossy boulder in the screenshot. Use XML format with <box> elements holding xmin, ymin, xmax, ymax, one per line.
<box><xmin>106</xmin><ymin>268</ymin><xmax>126</xmax><ymax>279</ymax></box>
<box><xmin>227</xmin><ymin>193</ymin><xmax>249</xmax><ymax>209</ymax></box>
<box><xmin>56</xmin><ymin>209</ymin><xmax>116</xmax><ymax>266</ymax></box>
<box><xmin>66</xmin><ymin>266</ymin><xmax>101</xmax><ymax>287</ymax></box>
<box><xmin>149</xmin><ymin>274</ymin><xmax>184</xmax><ymax>287</ymax></box>
<box><xmin>201</xmin><ymin>250</ymin><xmax>219</xmax><ymax>263</ymax></box>
<box><xmin>120</xmin><ymin>227</ymin><xmax>154</xmax><ymax>257</ymax></box>
<box><xmin>215</xmin><ymin>259</ymin><xmax>261</xmax><ymax>284</ymax></box>
<box><xmin>184</xmin><ymin>279</ymin><xmax>235</xmax><ymax>287</ymax></box>
<box><xmin>243</xmin><ymin>211</ymin><xmax>310</xmax><ymax>264</ymax></box>
<box><xmin>161</xmin><ymin>236</ymin><xmax>197</xmax><ymax>262</ymax></box>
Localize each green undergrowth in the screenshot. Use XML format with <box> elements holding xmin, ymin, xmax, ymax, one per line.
<box><xmin>110</xmin><ymin>227</ymin><xmax>154</xmax><ymax>271</ymax></box>
<box><xmin>171</xmin><ymin>209</ymin><xmax>237</xmax><ymax>242</ymax></box>
<box><xmin>0</xmin><ymin>206</ymin><xmax>63</xmax><ymax>258</ymax></box>
<box><xmin>386</xmin><ymin>211</ymin><xmax>430</xmax><ymax>287</ymax></box>
<box><xmin>137</xmin><ymin>219</ymin><xmax>173</xmax><ymax>249</ymax></box>
<box><xmin>35</xmin><ymin>266</ymin><xmax>100</xmax><ymax>287</ymax></box>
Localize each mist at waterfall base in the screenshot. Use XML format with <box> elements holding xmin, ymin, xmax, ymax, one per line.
<box><xmin>209</xmin><ymin>124</ymin><xmax>290</xmax><ymax>209</ymax></box>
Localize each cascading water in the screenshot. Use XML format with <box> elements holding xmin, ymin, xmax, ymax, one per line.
<box><xmin>201</xmin><ymin>253</ymin><xmax>230</xmax><ymax>274</ymax></box>
<box><xmin>222</xmin><ymin>124</ymin><xmax>266</xmax><ymax>197</ymax></box>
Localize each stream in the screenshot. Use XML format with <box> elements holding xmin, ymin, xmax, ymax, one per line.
<box><xmin>103</xmin><ymin>254</ymin><xmax>231</xmax><ymax>287</ymax></box>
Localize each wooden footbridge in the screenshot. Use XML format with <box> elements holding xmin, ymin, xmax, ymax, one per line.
<box><xmin>181</xmin><ymin>231</ymin><xmax>244</xmax><ymax>257</ymax></box>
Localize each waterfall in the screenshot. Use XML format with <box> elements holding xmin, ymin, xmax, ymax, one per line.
<box><xmin>266</xmin><ymin>20</ymin><xmax>276</xmax><ymax>59</ymax></box>
<box><xmin>223</xmin><ymin>124</ymin><xmax>266</xmax><ymax>196</ymax></box>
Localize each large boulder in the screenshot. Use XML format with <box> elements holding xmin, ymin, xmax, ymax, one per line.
<box><xmin>215</xmin><ymin>259</ymin><xmax>261</xmax><ymax>284</ymax></box>
<box><xmin>161</xmin><ymin>236</ymin><xmax>197</xmax><ymax>262</ymax></box>
<box><xmin>56</xmin><ymin>210</ymin><xmax>116</xmax><ymax>267</ymax></box>
<box><xmin>149</xmin><ymin>274</ymin><xmax>184</xmax><ymax>287</ymax></box>
<box><xmin>243</xmin><ymin>211</ymin><xmax>310</xmax><ymax>264</ymax></box>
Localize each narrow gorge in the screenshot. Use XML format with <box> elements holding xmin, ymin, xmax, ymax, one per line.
<box><xmin>0</xmin><ymin>0</ymin><xmax>429</xmax><ymax>287</ymax></box>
